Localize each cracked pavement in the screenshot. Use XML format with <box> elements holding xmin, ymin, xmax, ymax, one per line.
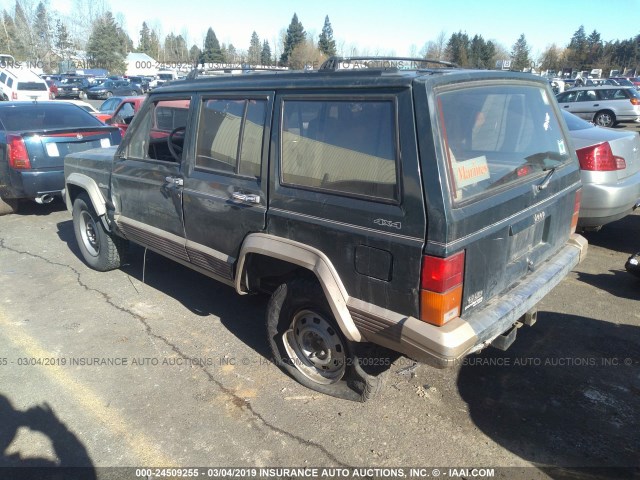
<box><xmin>0</xmin><ymin>201</ymin><xmax>638</xmax><ymax>477</ymax></box>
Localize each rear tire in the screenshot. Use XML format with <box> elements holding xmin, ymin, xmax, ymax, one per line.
<box><xmin>594</xmin><ymin>110</ymin><xmax>616</xmax><ymax>127</ymax></box>
<box><xmin>0</xmin><ymin>196</ymin><xmax>18</xmax><ymax>216</ymax></box>
<box><xmin>267</xmin><ymin>278</ymin><xmax>387</xmax><ymax>402</ymax></box>
<box><xmin>72</xmin><ymin>193</ymin><xmax>126</xmax><ymax>271</ymax></box>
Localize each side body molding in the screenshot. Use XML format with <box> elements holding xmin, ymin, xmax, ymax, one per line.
<box><xmin>65</xmin><ymin>173</ymin><xmax>108</xmax><ymax>217</ymax></box>
<box><xmin>235</xmin><ymin>233</ymin><xmax>362</xmax><ymax>342</ymax></box>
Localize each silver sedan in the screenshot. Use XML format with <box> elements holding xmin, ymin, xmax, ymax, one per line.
<box><xmin>562</xmin><ymin>110</ymin><xmax>640</xmax><ymax>229</ymax></box>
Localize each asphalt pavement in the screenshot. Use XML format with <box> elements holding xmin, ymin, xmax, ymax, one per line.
<box><xmin>0</xmin><ymin>195</ymin><xmax>638</xmax><ymax>479</ymax></box>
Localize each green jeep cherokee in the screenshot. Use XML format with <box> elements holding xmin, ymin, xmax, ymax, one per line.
<box><xmin>64</xmin><ymin>57</ymin><xmax>587</xmax><ymax>401</ymax></box>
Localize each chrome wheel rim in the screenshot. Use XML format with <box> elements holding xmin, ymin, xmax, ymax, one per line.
<box><xmin>283</xmin><ymin>309</ymin><xmax>346</xmax><ymax>385</ymax></box>
<box><xmin>79</xmin><ymin>211</ymin><xmax>100</xmax><ymax>257</ymax></box>
<box><xmin>596</xmin><ymin>113</ymin><xmax>612</xmax><ymax>127</ymax></box>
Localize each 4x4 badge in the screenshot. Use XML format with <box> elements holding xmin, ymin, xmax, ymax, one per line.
<box><xmin>374</xmin><ymin>218</ymin><xmax>401</xmax><ymax>229</ymax></box>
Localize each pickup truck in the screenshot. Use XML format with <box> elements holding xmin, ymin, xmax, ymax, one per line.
<box><xmin>63</xmin><ymin>62</ymin><xmax>587</xmax><ymax>401</ymax></box>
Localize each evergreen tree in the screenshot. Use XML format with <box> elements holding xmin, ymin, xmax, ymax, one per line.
<box><xmin>586</xmin><ymin>30</ymin><xmax>602</xmax><ymax>65</ymax></box>
<box><xmin>260</xmin><ymin>40</ymin><xmax>272</xmax><ymax>66</ymax></box>
<box><xmin>248</xmin><ymin>31</ymin><xmax>261</xmax><ymax>65</ymax></box>
<box><xmin>510</xmin><ymin>33</ymin><xmax>531</xmax><ymax>71</ymax></box>
<box><xmin>139</xmin><ymin>22</ymin><xmax>151</xmax><ymax>54</ymax></box>
<box><xmin>13</xmin><ymin>1</ymin><xmax>31</xmax><ymax>59</ymax></box>
<box><xmin>33</xmin><ymin>2</ymin><xmax>51</xmax><ymax>60</ymax></box>
<box><xmin>86</xmin><ymin>12</ymin><xmax>127</xmax><ymax>74</ymax></box>
<box><xmin>0</xmin><ymin>10</ymin><xmax>17</xmax><ymax>56</ymax></box>
<box><xmin>55</xmin><ymin>19</ymin><xmax>72</xmax><ymax>58</ymax></box>
<box><xmin>149</xmin><ymin>29</ymin><xmax>161</xmax><ymax>60</ymax></box>
<box><xmin>317</xmin><ymin>15</ymin><xmax>336</xmax><ymax>57</ymax></box>
<box><xmin>189</xmin><ymin>44</ymin><xmax>201</xmax><ymax>65</ymax></box>
<box><xmin>200</xmin><ymin>27</ymin><xmax>223</xmax><ymax>64</ymax></box>
<box><xmin>567</xmin><ymin>25</ymin><xmax>587</xmax><ymax>68</ymax></box>
<box><xmin>445</xmin><ymin>32</ymin><xmax>470</xmax><ymax>66</ymax></box>
<box><xmin>280</xmin><ymin>13</ymin><xmax>305</xmax><ymax>65</ymax></box>
<box><xmin>226</xmin><ymin>43</ymin><xmax>237</xmax><ymax>63</ymax></box>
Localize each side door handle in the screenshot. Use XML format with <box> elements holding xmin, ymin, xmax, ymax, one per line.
<box><xmin>165</xmin><ymin>176</ymin><xmax>183</xmax><ymax>186</ymax></box>
<box><xmin>593</xmin><ymin>103</ymin><xmax>599</xmax><ymax>107</ymax></box>
<box><xmin>231</xmin><ymin>192</ymin><xmax>260</xmax><ymax>204</ymax></box>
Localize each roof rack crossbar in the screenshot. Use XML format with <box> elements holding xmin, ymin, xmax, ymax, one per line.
<box><xmin>186</xmin><ymin>65</ymin><xmax>288</xmax><ymax>80</ymax></box>
<box><xmin>319</xmin><ymin>56</ymin><xmax>458</xmax><ymax>71</ymax></box>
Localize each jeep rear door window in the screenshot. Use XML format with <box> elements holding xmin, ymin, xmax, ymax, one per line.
<box><xmin>195</xmin><ymin>98</ymin><xmax>266</xmax><ymax>178</ymax></box>
<box><xmin>281</xmin><ymin>99</ymin><xmax>397</xmax><ymax>201</ymax></box>
<box><xmin>437</xmin><ymin>84</ymin><xmax>571</xmax><ymax>202</ymax></box>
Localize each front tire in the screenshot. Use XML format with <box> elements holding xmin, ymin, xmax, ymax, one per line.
<box><xmin>594</xmin><ymin>110</ymin><xmax>616</xmax><ymax>127</ymax></box>
<box><xmin>72</xmin><ymin>193</ymin><xmax>126</xmax><ymax>271</ymax></box>
<box><xmin>267</xmin><ymin>278</ymin><xmax>387</xmax><ymax>401</ymax></box>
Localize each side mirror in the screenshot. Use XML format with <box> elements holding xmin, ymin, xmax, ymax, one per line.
<box><xmin>105</xmin><ymin>117</ymin><xmax>113</xmax><ymax>125</ymax></box>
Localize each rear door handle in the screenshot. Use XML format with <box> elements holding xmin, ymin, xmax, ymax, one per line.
<box><xmin>231</xmin><ymin>192</ymin><xmax>260</xmax><ymax>204</ymax></box>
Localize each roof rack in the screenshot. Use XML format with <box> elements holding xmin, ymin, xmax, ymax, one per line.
<box><xmin>186</xmin><ymin>65</ymin><xmax>289</xmax><ymax>81</ymax></box>
<box><xmin>319</xmin><ymin>56</ymin><xmax>458</xmax><ymax>71</ymax></box>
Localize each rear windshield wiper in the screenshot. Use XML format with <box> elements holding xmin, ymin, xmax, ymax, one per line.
<box><xmin>537</xmin><ymin>166</ymin><xmax>556</xmax><ymax>191</ymax></box>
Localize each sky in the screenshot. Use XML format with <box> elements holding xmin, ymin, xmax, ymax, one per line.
<box><xmin>11</xmin><ymin>0</ymin><xmax>640</xmax><ymax>60</ymax></box>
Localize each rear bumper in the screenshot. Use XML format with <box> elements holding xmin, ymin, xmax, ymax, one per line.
<box><xmin>4</xmin><ymin>169</ymin><xmax>65</xmax><ymax>200</ymax></box>
<box><xmin>578</xmin><ymin>170</ymin><xmax>640</xmax><ymax>227</ymax></box>
<box><xmin>351</xmin><ymin>235</ymin><xmax>587</xmax><ymax>368</ymax></box>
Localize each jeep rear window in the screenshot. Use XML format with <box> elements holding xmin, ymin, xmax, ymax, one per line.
<box><xmin>17</xmin><ymin>82</ymin><xmax>47</xmax><ymax>91</ymax></box>
<box><xmin>281</xmin><ymin>100</ymin><xmax>397</xmax><ymax>201</ymax></box>
<box><xmin>437</xmin><ymin>84</ymin><xmax>571</xmax><ymax>202</ymax></box>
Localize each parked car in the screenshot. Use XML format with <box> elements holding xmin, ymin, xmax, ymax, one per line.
<box><xmin>126</xmin><ymin>75</ymin><xmax>150</xmax><ymax>93</ymax></box>
<box><xmin>58</xmin><ymin>99</ymin><xmax>112</xmax><ymax>122</ymax></box>
<box><xmin>0</xmin><ymin>68</ymin><xmax>50</xmax><ymax>101</ymax></box>
<box><xmin>64</xmin><ymin>58</ymin><xmax>587</xmax><ymax>401</ymax></box>
<box><xmin>556</xmin><ymin>85</ymin><xmax>640</xmax><ymax>127</ymax></box>
<box><xmin>561</xmin><ymin>110</ymin><xmax>640</xmax><ymax>229</ymax></box>
<box><xmin>56</xmin><ymin>77</ymin><xmax>92</xmax><ymax>99</ymax></box>
<box><xmin>97</xmin><ymin>96</ymin><xmax>127</xmax><ymax>119</ymax></box>
<box><xmin>607</xmin><ymin>77</ymin><xmax>635</xmax><ymax>87</ymax></box>
<box><xmin>104</xmin><ymin>96</ymin><xmax>145</xmax><ymax>133</ymax></box>
<box><xmin>627</xmin><ymin>77</ymin><xmax>640</xmax><ymax>88</ymax></box>
<box><xmin>86</xmin><ymin>80</ymin><xmax>142</xmax><ymax>99</ymax></box>
<box><xmin>0</xmin><ymin>102</ymin><xmax>122</xmax><ymax>215</ymax></box>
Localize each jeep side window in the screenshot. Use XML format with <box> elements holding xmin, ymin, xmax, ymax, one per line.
<box><xmin>280</xmin><ymin>100</ymin><xmax>398</xmax><ymax>201</ymax></box>
<box><xmin>195</xmin><ymin>98</ymin><xmax>266</xmax><ymax>178</ymax></box>
<box><xmin>126</xmin><ymin>98</ymin><xmax>191</xmax><ymax>162</ymax></box>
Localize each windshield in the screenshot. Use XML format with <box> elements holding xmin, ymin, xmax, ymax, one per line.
<box><xmin>437</xmin><ymin>83</ymin><xmax>572</xmax><ymax>202</ymax></box>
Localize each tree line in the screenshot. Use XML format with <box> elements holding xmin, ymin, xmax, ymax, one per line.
<box><xmin>0</xmin><ymin>1</ymin><xmax>638</xmax><ymax>76</ymax></box>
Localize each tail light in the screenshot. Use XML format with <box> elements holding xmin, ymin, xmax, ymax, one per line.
<box><xmin>571</xmin><ymin>188</ymin><xmax>582</xmax><ymax>234</ymax></box>
<box><xmin>630</xmin><ymin>98</ymin><xmax>640</xmax><ymax>106</ymax></box>
<box><xmin>11</xmin><ymin>91</ymin><xmax>17</xmax><ymax>100</ymax></box>
<box><xmin>420</xmin><ymin>251</ymin><xmax>465</xmax><ymax>326</ymax></box>
<box><xmin>7</xmin><ymin>134</ymin><xmax>31</xmax><ymax>169</ymax></box>
<box><xmin>576</xmin><ymin>142</ymin><xmax>626</xmax><ymax>171</ymax></box>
